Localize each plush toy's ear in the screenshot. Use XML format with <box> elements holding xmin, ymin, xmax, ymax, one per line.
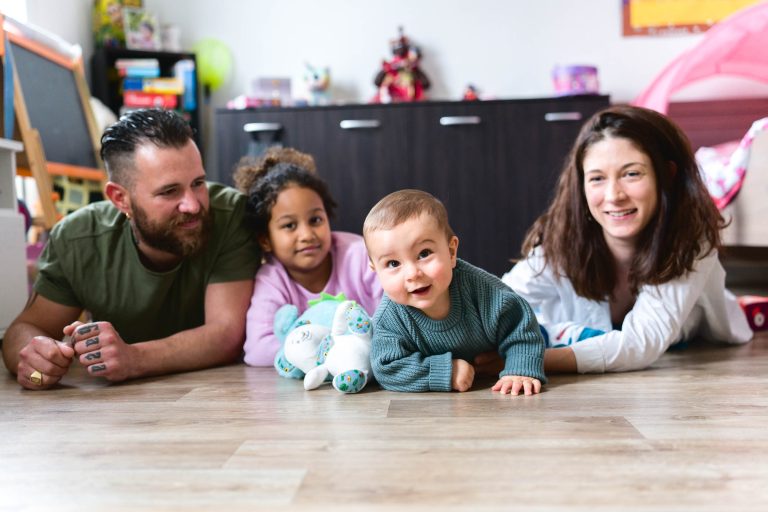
<box><xmin>331</xmin><ymin>301</ymin><xmax>354</xmax><ymax>336</ymax></box>
<box><xmin>274</xmin><ymin>304</ymin><xmax>299</xmax><ymax>342</ymax></box>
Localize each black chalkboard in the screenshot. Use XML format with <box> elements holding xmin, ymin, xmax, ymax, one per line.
<box><xmin>9</xmin><ymin>41</ymin><xmax>97</xmax><ymax>169</ymax></box>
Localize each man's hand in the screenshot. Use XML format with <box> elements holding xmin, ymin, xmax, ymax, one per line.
<box><xmin>16</xmin><ymin>336</ymin><xmax>75</xmax><ymax>390</ymax></box>
<box><xmin>492</xmin><ymin>375</ymin><xmax>542</xmax><ymax>396</ymax></box>
<box><xmin>451</xmin><ymin>359</ymin><xmax>475</xmax><ymax>392</ymax></box>
<box><xmin>67</xmin><ymin>321</ymin><xmax>139</xmax><ymax>382</ymax></box>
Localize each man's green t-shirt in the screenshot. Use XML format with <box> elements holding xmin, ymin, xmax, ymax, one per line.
<box><xmin>34</xmin><ymin>183</ymin><xmax>260</xmax><ymax>343</ymax></box>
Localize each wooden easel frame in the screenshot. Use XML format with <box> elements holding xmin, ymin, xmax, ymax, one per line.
<box><xmin>0</xmin><ymin>13</ymin><xmax>104</xmax><ymax>229</ymax></box>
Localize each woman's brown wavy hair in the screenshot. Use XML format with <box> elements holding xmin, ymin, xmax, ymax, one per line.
<box><xmin>520</xmin><ymin>105</ymin><xmax>724</xmax><ymax>301</ymax></box>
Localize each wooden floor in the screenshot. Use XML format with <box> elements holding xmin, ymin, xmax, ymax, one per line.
<box><xmin>1</xmin><ymin>331</ymin><xmax>767</xmax><ymax>511</ymax></box>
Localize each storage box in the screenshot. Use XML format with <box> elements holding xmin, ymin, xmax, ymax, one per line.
<box><xmin>552</xmin><ymin>65</ymin><xmax>599</xmax><ymax>96</ymax></box>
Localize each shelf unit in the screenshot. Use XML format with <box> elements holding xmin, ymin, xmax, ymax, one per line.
<box><xmin>90</xmin><ymin>47</ymin><xmax>201</xmax><ymax>148</ymax></box>
<box><xmin>0</xmin><ymin>138</ymin><xmax>28</xmax><ymax>338</ymax></box>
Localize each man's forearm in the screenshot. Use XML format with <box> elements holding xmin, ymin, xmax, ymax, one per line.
<box><xmin>127</xmin><ymin>322</ymin><xmax>244</xmax><ymax>379</ymax></box>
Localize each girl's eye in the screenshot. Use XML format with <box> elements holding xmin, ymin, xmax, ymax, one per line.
<box><xmin>281</xmin><ymin>222</ymin><xmax>296</xmax><ymax>230</ymax></box>
<box><xmin>418</xmin><ymin>249</ymin><xmax>432</xmax><ymax>259</ymax></box>
<box><xmin>310</xmin><ymin>215</ymin><xmax>325</xmax><ymax>225</ymax></box>
<box><xmin>386</xmin><ymin>260</ymin><xmax>400</xmax><ymax>269</ymax></box>
<box><xmin>587</xmin><ymin>176</ymin><xmax>603</xmax><ymax>184</ymax></box>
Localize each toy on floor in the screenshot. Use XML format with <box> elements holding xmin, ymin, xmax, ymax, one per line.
<box><xmin>738</xmin><ymin>295</ymin><xmax>768</xmax><ymax>331</ymax></box>
<box><xmin>373</xmin><ymin>26</ymin><xmax>430</xmax><ymax>103</ymax></box>
<box><xmin>273</xmin><ymin>293</ymin><xmax>373</xmax><ymax>393</ymax></box>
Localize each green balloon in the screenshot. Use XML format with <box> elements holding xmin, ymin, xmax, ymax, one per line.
<box><xmin>193</xmin><ymin>38</ymin><xmax>232</xmax><ymax>91</ymax></box>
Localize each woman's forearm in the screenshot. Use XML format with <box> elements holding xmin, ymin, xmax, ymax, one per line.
<box><xmin>544</xmin><ymin>347</ymin><xmax>578</xmax><ymax>373</ymax></box>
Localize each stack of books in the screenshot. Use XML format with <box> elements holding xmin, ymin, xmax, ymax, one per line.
<box><xmin>115</xmin><ymin>58</ymin><xmax>186</xmax><ymax>113</ymax></box>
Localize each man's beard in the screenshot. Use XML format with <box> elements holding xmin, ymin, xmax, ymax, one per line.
<box><xmin>131</xmin><ymin>203</ymin><xmax>213</xmax><ymax>258</ymax></box>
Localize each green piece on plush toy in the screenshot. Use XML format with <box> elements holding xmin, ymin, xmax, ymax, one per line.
<box><xmin>193</xmin><ymin>38</ymin><xmax>233</xmax><ymax>98</ymax></box>
<box><xmin>308</xmin><ymin>292</ymin><xmax>346</xmax><ymax>307</ymax></box>
<box><xmin>275</xmin><ymin>299</ymin><xmax>373</xmax><ymax>394</ymax></box>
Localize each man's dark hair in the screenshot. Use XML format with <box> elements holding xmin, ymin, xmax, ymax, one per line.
<box><xmin>100</xmin><ymin>108</ymin><xmax>194</xmax><ymax>187</ymax></box>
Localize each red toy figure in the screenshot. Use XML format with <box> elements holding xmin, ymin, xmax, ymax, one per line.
<box><xmin>373</xmin><ymin>27</ymin><xmax>430</xmax><ymax>103</ymax></box>
<box><xmin>463</xmin><ymin>84</ymin><xmax>480</xmax><ymax>101</ymax></box>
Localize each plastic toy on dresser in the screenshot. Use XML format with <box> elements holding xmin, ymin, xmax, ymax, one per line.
<box><xmin>372</xmin><ymin>26</ymin><xmax>430</xmax><ymax>103</ymax></box>
<box><xmin>304</xmin><ymin>63</ymin><xmax>330</xmax><ymax>106</ymax></box>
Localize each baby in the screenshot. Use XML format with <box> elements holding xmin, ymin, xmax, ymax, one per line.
<box><xmin>363</xmin><ymin>189</ymin><xmax>546</xmax><ymax>394</ymax></box>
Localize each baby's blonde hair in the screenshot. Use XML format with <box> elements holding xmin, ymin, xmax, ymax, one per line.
<box><xmin>363</xmin><ymin>189</ymin><xmax>455</xmax><ymax>242</ymax></box>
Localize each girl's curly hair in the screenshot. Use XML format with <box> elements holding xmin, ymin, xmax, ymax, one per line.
<box><xmin>233</xmin><ymin>147</ymin><xmax>337</xmax><ymax>237</ymax></box>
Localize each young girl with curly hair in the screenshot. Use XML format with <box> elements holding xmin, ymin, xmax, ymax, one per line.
<box><xmin>234</xmin><ymin>147</ymin><xmax>382</xmax><ymax>367</ymax></box>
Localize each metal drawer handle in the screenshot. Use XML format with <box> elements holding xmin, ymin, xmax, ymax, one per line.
<box><xmin>439</xmin><ymin>116</ymin><xmax>481</xmax><ymax>126</ymax></box>
<box><xmin>544</xmin><ymin>112</ymin><xmax>583</xmax><ymax>122</ymax></box>
<box><xmin>243</xmin><ymin>122</ymin><xmax>283</xmax><ymax>132</ymax></box>
<box><xmin>339</xmin><ymin>120</ymin><xmax>381</xmax><ymax>130</ymax></box>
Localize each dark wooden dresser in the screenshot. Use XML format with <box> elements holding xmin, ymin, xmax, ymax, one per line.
<box><xmin>215</xmin><ymin>95</ymin><xmax>610</xmax><ymax>276</ymax></box>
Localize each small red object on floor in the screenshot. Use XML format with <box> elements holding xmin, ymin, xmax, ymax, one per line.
<box><xmin>738</xmin><ymin>295</ymin><xmax>768</xmax><ymax>331</ymax></box>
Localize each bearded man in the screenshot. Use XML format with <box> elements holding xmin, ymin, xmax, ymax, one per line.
<box><xmin>3</xmin><ymin>109</ymin><xmax>260</xmax><ymax>390</ymax></box>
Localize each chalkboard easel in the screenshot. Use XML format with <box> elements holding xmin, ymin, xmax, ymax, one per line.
<box><xmin>0</xmin><ymin>13</ymin><xmax>104</xmax><ymax>229</ymax></box>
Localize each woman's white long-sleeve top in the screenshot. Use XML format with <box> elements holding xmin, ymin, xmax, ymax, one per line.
<box><xmin>501</xmin><ymin>247</ymin><xmax>753</xmax><ymax>373</ymax></box>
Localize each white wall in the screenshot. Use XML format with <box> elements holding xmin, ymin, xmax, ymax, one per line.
<box><xmin>141</xmin><ymin>0</ymin><xmax>707</xmax><ymax>106</ymax></box>
<box><xmin>24</xmin><ymin>0</ymin><xmax>768</xmax><ymax>107</ymax></box>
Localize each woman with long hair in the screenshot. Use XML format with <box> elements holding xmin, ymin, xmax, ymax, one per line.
<box><xmin>501</xmin><ymin>105</ymin><xmax>752</xmax><ymax>373</ymax></box>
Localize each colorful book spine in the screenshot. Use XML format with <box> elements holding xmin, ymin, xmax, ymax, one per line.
<box><xmin>115</xmin><ymin>58</ymin><xmax>161</xmax><ymax>78</ymax></box>
<box><xmin>118</xmin><ymin>67</ymin><xmax>161</xmax><ymax>78</ymax></box>
<box><xmin>122</xmin><ymin>77</ymin><xmax>145</xmax><ymax>91</ymax></box>
<box><xmin>123</xmin><ymin>91</ymin><xmax>178</xmax><ymax>109</ymax></box>
<box><xmin>115</xmin><ymin>58</ymin><xmax>160</xmax><ymax>69</ymax></box>
<box><xmin>142</xmin><ymin>77</ymin><xmax>184</xmax><ymax>95</ymax></box>
<box><xmin>174</xmin><ymin>59</ymin><xmax>197</xmax><ymax>111</ymax></box>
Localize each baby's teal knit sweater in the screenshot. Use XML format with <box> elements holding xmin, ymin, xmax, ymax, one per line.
<box><xmin>371</xmin><ymin>259</ymin><xmax>546</xmax><ymax>392</ymax></box>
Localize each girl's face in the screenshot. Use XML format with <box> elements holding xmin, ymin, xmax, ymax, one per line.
<box><xmin>582</xmin><ymin>136</ymin><xmax>659</xmax><ymax>257</ymax></box>
<box><xmin>261</xmin><ymin>185</ymin><xmax>332</xmax><ymax>279</ymax></box>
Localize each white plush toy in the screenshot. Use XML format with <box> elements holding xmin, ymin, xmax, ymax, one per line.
<box><xmin>281</xmin><ymin>299</ymin><xmax>373</xmax><ymax>393</ymax></box>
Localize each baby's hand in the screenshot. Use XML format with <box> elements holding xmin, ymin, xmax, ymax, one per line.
<box><xmin>451</xmin><ymin>359</ymin><xmax>475</xmax><ymax>392</ymax></box>
<box><xmin>492</xmin><ymin>375</ymin><xmax>542</xmax><ymax>396</ymax></box>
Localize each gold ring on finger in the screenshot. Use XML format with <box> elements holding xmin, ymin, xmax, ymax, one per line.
<box><xmin>30</xmin><ymin>370</ymin><xmax>44</xmax><ymax>386</ymax></box>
